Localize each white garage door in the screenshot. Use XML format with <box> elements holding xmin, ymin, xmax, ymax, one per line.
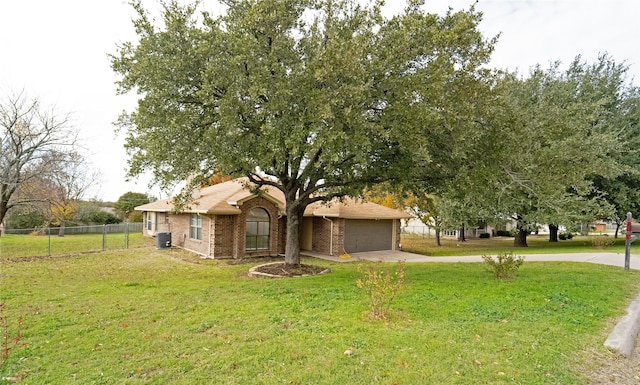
<box><xmin>344</xmin><ymin>219</ymin><xmax>393</xmax><ymax>253</ymax></box>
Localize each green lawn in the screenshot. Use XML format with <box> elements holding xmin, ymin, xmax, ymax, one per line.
<box><xmin>1</xmin><ymin>246</ymin><xmax>639</xmax><ymax>384</ymax></box>
<box><xmin>0</xmin><ymin>232</ymin><xmax>152</xmax><ymax>258</ymax></box>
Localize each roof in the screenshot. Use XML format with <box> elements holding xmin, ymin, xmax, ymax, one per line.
<box><xmin>135</xmin><ymin>178</ymin><xmax>285</xmax><ymax>215</ymax></box>
<box><xmin>305</xmin><ymin>198</ymin><xmax>412</xmax><ymax>220</ymax></box>
<box><xmin>136</xmin><ymin>178</ymin><xmax>411</xmax><ymax>219</ymax></box>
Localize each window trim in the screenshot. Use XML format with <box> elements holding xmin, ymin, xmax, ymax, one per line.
<box><xmin>190</xmin><ymin>214</ymin><xmax>203</xmax><ymax>240</ymax></box>
<box><xmin>245</xmin><ymin>207</ymin><xmax>270</xmax><ymax>251</ymax></box>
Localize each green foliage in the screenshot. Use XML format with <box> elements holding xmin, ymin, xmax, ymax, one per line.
<box><xmin>454</xmin><ymin>55</ymin><xmax>635</xmax><ymax>249</ymax></box>
<box><xmin>356</xmin><ymin>261</ymin><xmax>406</xmax><ymax>320</ymax></box>
<box><xmin>482</xmin><ymin>252</ymin><xmax>524</xmax><ymax>279</ymax></box>
<box><xmin>4</xmin><ymin>210</ymin><xmax>48</xmax><ymax>229</ymax></box>
<box><xmin>479</xmin><ymin>232</ymin><xmax>490</xmax><ymax>239</ymax></box>
<box><xmin>84</xmin><ymin>209</ymin><xmax>121</xmax><ymax>225</ymax></box>
<box><xmin>114</xmin><ymin>192</ymin><xmax>150</xmax><ymax>220</ymax></box>
<box><xmin>590</xmin><ymin>235</ymin><xmax>616</xmax><ymax>249</ymax></box>
<box><xmin>559</xmin><ymin>232</ymin><xmax>574</xmax><ymax>240</ymax></box>
<box><xmin>111</xmin><ymin>0</ymin><xmax>494</xmax><ymax>264</ymax></box>
<box><xmin>495</xmin><ymin>230</ymin><xmax>514</xmax><ymax>237</ymax></box>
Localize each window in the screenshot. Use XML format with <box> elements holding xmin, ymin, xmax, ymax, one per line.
<box><xmin>246</xmin><ymin>208</ymin><xmax>270</xmax><ymax>250</ymax></box>
<box><xmin>146</xmin><ymin>212</ymin><xmax>153</xmax><ymax>231</ymax></box>
<box><xmin>190</xmin><ymin>214</ymin><xmax>202</xmax><ymax>240</ymax></box>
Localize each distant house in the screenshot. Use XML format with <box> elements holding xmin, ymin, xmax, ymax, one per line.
<box><xmin>135</xmin><ymin>178</ymin><xmax>411</xmax><ymax>259</ymax></box>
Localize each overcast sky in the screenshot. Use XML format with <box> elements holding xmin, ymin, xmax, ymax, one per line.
<box><xmin>1</xmin><ymin>0</ymin><xmax>638</xmax><ymax>202</ymax></box>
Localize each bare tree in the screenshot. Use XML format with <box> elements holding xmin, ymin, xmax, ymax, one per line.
<box><xmin>0</xmin><ymin>90</ymin><xmax>79</xmax><ymax>233</ymax></box>
<box><xmin>46</xmin><ymin>152</ymin><xmax>100</xmax><ymax>236</ymax></box>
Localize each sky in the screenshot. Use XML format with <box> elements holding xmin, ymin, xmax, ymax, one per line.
<box><xmin>1</xmin><ymin>0</ymin><xmax>639</xmax><ymax>202</ymax></box>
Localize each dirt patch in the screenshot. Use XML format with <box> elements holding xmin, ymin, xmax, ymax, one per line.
<box><xmin>583</xmin><ymin>335</ymin><xmax>640</xmax><ymax>384</ymax></box>
<box><xmin>248</xmin><ymin>262</ymin><xmax>330</xmax><ymax>278</ymax></box>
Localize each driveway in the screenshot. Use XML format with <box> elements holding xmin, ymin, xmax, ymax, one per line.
<box><xmin>306</xmin><ymin>250</ymin><xmax>640</xmax><ymax>270</ymax></box>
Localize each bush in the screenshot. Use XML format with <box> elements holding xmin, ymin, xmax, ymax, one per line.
<box><xmin>356</xmin><ymin>261</ymin><xmax>405</xmax><ymax>320</ymax></box>
<box><xmin>496</xmin><ymin>230</ymin><xmax>514</xmax><ymax>237</ymax></box>
<box><xmin>591</xmin><ymin>235</ymin><xmax>615</xmax><ymax>249</ymax></box>
<box><xmin>479</xmin><ymin>232</ymin><xmax>490</xmax><ymax>239</ymax></box>
<box><xmin>482</xmin><ymin>252</ymin><xmax>524</xmax><ymax>280</ymax></box>
<box><xmin>558</xmin><ymin>232</ymin><xmax>574</xmax><ymax>240</ymax></box>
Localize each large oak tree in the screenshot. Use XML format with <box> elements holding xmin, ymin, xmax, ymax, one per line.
<box><xmin>111</xmin><ymin>0</ymin><xmax>494</xmax><ymax>264</ymax></box>
<box><xmin>472</xmin><ymin>57</ymin><xmax>628</xmax><ymax>247</ymax></box>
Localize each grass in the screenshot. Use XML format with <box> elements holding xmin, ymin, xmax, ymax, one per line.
<box><xmin>401</xmin><ymin>233</ymin><xmax>639</xmax><ymax>256</ymax></box>
<box><xmin>1</xmin><ymin>245</ymin><xmax>640</xmax><ymax>384</ymax></box>
<box><xmin>0</xmin><ymin>233</ymin><xmax>151</xmax><ymax>258</ymax></box>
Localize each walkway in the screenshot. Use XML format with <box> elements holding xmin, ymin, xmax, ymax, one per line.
<box><xmin>304</xmin><ymin>250</ymin><xmax>640</xmax><ymax>270</ymax></box>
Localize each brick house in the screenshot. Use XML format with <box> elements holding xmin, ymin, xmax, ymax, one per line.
<box><xmin>136</xmin><ymin>178</ymin><xmax>411</xmax><ymax>259</ymax></box>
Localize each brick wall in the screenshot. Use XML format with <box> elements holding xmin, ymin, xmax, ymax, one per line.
<box><xmin>309</xmin><ymin>217</ymin><xmax>345</xmax><ymax>256</ymax></box>
<box><xmin>168</xmin><ymin>213</ymin><xmax>210</xmax><ymax>257</ymax></box>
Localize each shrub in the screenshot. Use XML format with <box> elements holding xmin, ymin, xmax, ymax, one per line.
<box><xmin>356</xmin><ymin>261</ymin><xmax>405</xmax><ymax>320</ymax></box>
<box><xmin>591</xmin><ymin>235</ymin><xmax>615</xmax><ymax>249</ymax></box>
<box><xmin>482</xmin><ymin>252</ymin><xmax>524</xmax><ymax>280</ymax></box>
<box><xmin>496</xmin><ymin>230</ymin><xmax>514</xmax><ymax>237</ymax></box>
<box><xmin>479</xmin><ymin>232</ymin><xmax>490</xmax><ymax>239</ymax></box>
<box><xmin>559</xmin><ymin>232</ymin><xmax>573</xmax><ymax>240</ymax></box>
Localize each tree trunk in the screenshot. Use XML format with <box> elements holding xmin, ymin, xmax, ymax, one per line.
<box><xmin>514</xmin><ymin>227</ymin><xmax>528</xmax><ymax>247</ymax></box>
<box><xmin>457</xmin><ymin>224</ymin><xmax>466</xmax><ymax>242</ymax></box>
<box><xmin>580</xmin><ymin>221</ymin><xmax>589</xmax><ymax>236</ymax></box>
<box><xmin>58</xmin><ymin>220</ymin><xmax>66</xmax><ymax>237</ymax></box>
<box><xmin>284</xmin><ymin>202</ymin><xmax>304</xmax><ymax>266</ymax></box>
<box><xmin>548</xmin><ymin>224</ymin><xmax>559</xmax><ymax>242</ymax></box>
<box><xmin>614</xmin><ymin>223</ymin><xmax>620</xmax><ymax>239</ymax></box>
<box><xmin>435</xmin><ymin>228</ymin><xmax>441</xmax><ymax>247</ymax></box>
<box><xmin>0</xmin><ymin>200</ymin><xmax>8</xmax><ymax>237</ymax></box>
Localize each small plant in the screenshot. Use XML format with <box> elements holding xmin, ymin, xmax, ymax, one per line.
<box><xmin>591</xmin><ymin>235</ymin><xmax>615</xmax><ymax>249</ymax></box>
<box><xmin>495</xmin><ymin>230</ymin><xmax>514</xmax><ymax>237</ymax></box>
<box><xmin>356</xmin><ymin>261</ymin><xmax>405</xmax><ymax>320</ymax></box>
<box><xmin>1</xmin><ymin>302</ymin><xmax>25</xmax><ymax>372</ymax></box>
<box><xmin>479</xmin><ymin>232</ymin><xmax>490</xmax><ymax>239</ymax></box>
<box><xmin>482</xmin><ymin>252</ymin><xmax>524</xmax><ymax>279</ymax></box>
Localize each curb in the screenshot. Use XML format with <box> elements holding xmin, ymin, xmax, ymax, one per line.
<box><xmin>604</xmin><ymin>291</ymin><xmax>640</xmax><ymax>357</ymax></box>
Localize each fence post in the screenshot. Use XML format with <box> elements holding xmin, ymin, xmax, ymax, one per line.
<box><xmin>625</xmin><ymin>212</ymin><xmax>632</xmax><ymax>272</ymax></box>
<box><xmin>125</xmin><ymin>222</ymin><xmax>129</xmax><ymax>249</ymax></box>
<box><xmin>102</xmin><ymin>225</ymin><xmax>106</xmax><ymax>250</ymax></box>
<box><xmin>48</xmin><ymin>226</ymin><xmax>51</xmax><ymax>256</ymax></box>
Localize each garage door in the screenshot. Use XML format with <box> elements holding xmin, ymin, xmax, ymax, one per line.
<box><xmin>344</xmin><ymin>219</ymin><xmax>393</xmax><ymax>253</ymax></box>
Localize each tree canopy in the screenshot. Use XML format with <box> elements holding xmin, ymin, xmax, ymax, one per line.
<box><xmin>448</xmin><ymin>55</ymin><xmax>633</xmax><ymax>246</ymax></box>
<box><xmin>111</xmin><ymin>0</ymin><xmax>494</xmax><ymax>263</ymax></box>
<box><xmin>114</xmin><ymin>191</ymin><xmax>152</xmax><ymax>221</ymax></box>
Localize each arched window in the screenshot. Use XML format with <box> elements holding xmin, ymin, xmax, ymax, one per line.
<box><xmin>246</xmin><ymin>208</ymin><xmax>270</xmax><ymax>250</ymax></box>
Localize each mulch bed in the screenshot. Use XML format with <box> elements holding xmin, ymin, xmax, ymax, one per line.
<box><xmin>249</xmin><ymin>262</ymin><xmax>330</xmax><ymax>278</ymax></box>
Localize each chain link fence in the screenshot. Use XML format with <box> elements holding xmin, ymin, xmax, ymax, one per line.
<box><xmin>1</xmin><ymin>223</ymin><xmax>148</xmax><ymax>258</ymax></box>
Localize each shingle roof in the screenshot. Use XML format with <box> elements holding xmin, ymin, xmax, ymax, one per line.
<box><xmin>135</xmin><ymin>178</ymin><xmax>410</xmax><ymax>219</ymax></box>
<box><xmin>304</xmin><ymin>198</ymin><xmax>412</xmax><ymax>219</ymax></box>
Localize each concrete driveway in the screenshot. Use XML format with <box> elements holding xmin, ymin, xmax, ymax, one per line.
<box><xmin>308</xmin><ymin>249</ymin><xmax>640</xmax><ymax>270</ymax></box>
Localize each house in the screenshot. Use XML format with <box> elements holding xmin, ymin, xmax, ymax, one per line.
<box><xmin>135</xmin><ymin>178</ymin><xmax>412</xmax><ymax>259</ymax></box>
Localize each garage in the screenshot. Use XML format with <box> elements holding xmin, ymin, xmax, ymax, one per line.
<box><xmin>344</xmin><ymin>219</ymin><xmax>393</xmax><ymax>253</ymax></box>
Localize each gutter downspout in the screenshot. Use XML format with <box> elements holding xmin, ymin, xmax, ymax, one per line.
<box><xmin>208</xmin><ymin>216</ymin><xmax>213</xmax><ymax>258</ymax></box>
<box><xmin>392</xmin><ymin>219</ymin><xmax>397</xmax><ymax>251</ymax></box>
<box><xmin>322</xmin><ymin>216</ymin><xmax>334</xmax><ymax>256</ymax></box>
